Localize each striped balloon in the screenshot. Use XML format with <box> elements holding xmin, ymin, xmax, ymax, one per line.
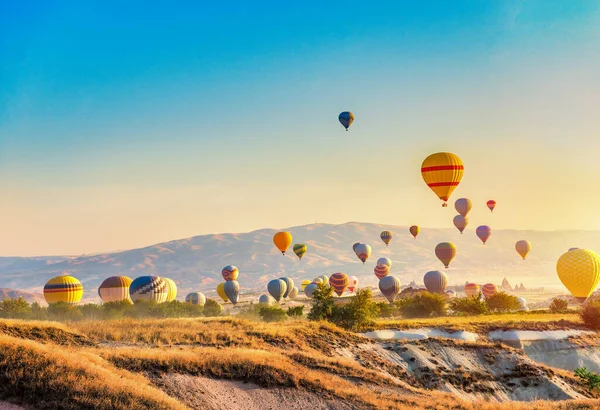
<box><xmin>130</xmin><ymin>276</ymin><xmax>168</xmax><ymax>303</ymax></box>
<box><xmin>374</xmin><ymin>264</ymin><xmax>390</xmax><ymax>280</ymax></box>
<box><xmin>258</xmin><ymin>294</ymin><xmax>276</xmax><ymax>306</ymax></box>
<box><xmin>221</xmin><ymin>265</ymin><xmax>239</xmax><ymax>281</ymax></box>
<box><xmin>454</xmin><ymin>198</ymin><xmax>472</xmax><ymax>217</ymax></box>
<box><xmin>354</xmin><ymin>243</ymin><xmax>371</xmax><ymax>264</ymax></box>
<box><xmin>224</xmin><ymin>281</ymin><xmax>240</xmax><ymax>305</ymax></box>
<box><xmin>44</xmin><ymin>275</ymin><xmax>83</xmax><ymax>305</ymax></box>
<box><xmin>487</xmin><ymin>200</ymin><xmax>496</xmax><ymax>213</ymax></box>
<box><xmin>164</xmin><ymin>278</ymin><xmax>177</xmax><ymax>302</ymax></box>
<box><xmin>293</xmin><ymin>244</ymin><xmax>307</xmax><ymax>260</ymax></box>
<box><xmin>409</xmin><ymin>225</ymin><xmax>420</xmax><ymax>239</ymax></box>
<box><xmin>329</xmin><ymin>272</ymin><xmax>349</xmax><ymax>297</ymax></box>
<box><xmin>476</xmin><ymin>225</ymin><xmax>492</xmax><ymax>245</ymax></box>
<box><xmin>464</xmin><ymin>283</ymin><xmax>480</xmax><ymax>297</ymax></box>
<box><xmin>380</xmin><ymin>231</ymin><xmax>393</xmax><ymax>246</ymax></box>
<box><xmin>348</xmin><ymin>276</ymin><xmax>358</xmax><ymax>292</ymax></box>
<box><xmin>301</xmin><ymin>280</ymin><xmax>311</xmax><ymax>291</ymax></box>
<box><xmin>435</xmin><ymin>242</ymin><xmax>457</xmax><ymax>268</ymax></box>
<box><xmin>185</xmin><ymin>292</ymin><xmax>206</xmax><ymax>306</ymax></box>
<box><xmin>279</xmin><ymin>277</ymin><xmax>295</xmax><ymax>298</ymax></box>
<box><xmin>268</xmin><ymin>279</ymin><xmax>287</xmax><ymax>302</ymax></box>
<box><xmin>98</xmin><ymin>276</ymin><xmax>132</xmax><ymax>303</ymax></box>
<box><xmin>481</xmin><ymin>283</ymin><xmax>498</xmax><ymax>298</ymax></box>
<box><xmin>217</xmin><ymin>283</ymin><xmax>229</xmax><ymax>303</ymax></box>
<box><xmin>377</xmin><ymin>257</ymin><xmax>392</xmax><ymax>268</ymax></box>
<box><xmin>423</xmin><ymin>271</ymin><xmax>448</xmax><ymax>294</ymax></box>
<box><xmin>421</xmin><ymin>152</ymin><xmax>464</xmax><ymax>207</ymax></box>
<box><xmin>453</xmin><ymin>215</ymin><xmax>468</xmax><ymax>234</ymax></box>
<box><xmin>379</xmin><ymin>275</ymin><xmax>401</xmax><ymax>303</ymax></box>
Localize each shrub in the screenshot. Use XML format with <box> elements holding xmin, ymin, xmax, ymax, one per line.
<box><xmin>485</xmin><ymin>292</ymin><xmax>520</xmax><ymax>313</ymax></box>
<box><xmin>399</xmin><ymin>293</ymin><xmax>447</xmax><ymax>318</ymax></box>
<box><xmin>102</xmin><ymin>300</ymin><xmax>134</xmax><ymax>319</ymax></box>
<box><xmin>0</xmin><ymin>297</ymin><xmax>32</xmax><ymax>319</ymax></box>
<box><xmin>376</xmin><ymin>301</ymin><xmax>394</xmax><ymax>318</ymax></box>
<box><xmin>575</xmin><ymin>367</ymin><xmax>600</xmax><ymax>392</ymax></box>
<box><xmin>549</xmin><ymin>298</ymin><xmax>569</xmax><ymax>313</ymax></box>
<box><xmin>331</xmin><ymin>288</ymin><xmax>379</xmax><ymax>331</ymax></box>
<box><xmin>286</xmin><ymin>305</ymin><xmax>304</xmax><ymax>318</ymax></box>
<box><xmin>237</xmin><ymin>304</ymin><xmax>262</xmax><ymax>321</ymax></box>
<box><xmin>79</xmin><ymin>303</ymin><xmax>103</xmax><ymax>320</ymax></box>
<box><xmin>307</xmin><ymin>283</ymin><xmax>335</xmax><ymax>321</ymax></box>
<box><xmin>581</xmin><ymin>300</ymin><xmax>600</xmax><ymax>330</ymax></box>
<box><xmin>30</xmin><ymin>302</ymin><xmax>48</xmax><ymax>320</ymax></box>
<box><xmin>203</xmin><ymin>299</ymin><xmax>224</xmax><ymax>317</ymax></box>
<box><xmin>258</xmin><ymin>306</ymin><xmax>288</xmax><ymax>322</ymax></box>
<box><xmin>449</xmin><ymin>295</ymin><xmax>488</xmax><ymax>315</ymax></box>
<box><xmin>47</xmin><ymin>302</ymin><xmax>83</xmax><ymax>321</ymax></box>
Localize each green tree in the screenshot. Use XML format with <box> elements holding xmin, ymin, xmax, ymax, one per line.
<box><xmin>0</xmin><ymin>297</ymin><xmax>32</xmax><ymax>319</ymax></box>
<box><xmin>258</xmin><ymin>306</ymin><xmax>288</xmax><ymax>322</ymax></box>
<box><xmin>575</xmin><ymin>367</ymin><xmax>600</xmax><ymax>392</ymax></box>
<box><xmin>549</xmin><ymin>298</ymin><xmax>569</xmax><ymax>313</ymax></box>
<box><xmin>399</xmin><ymin>293</ymin><xmax>447</xmax><ymax>318</ymax></box>
<box><xmin>331</xmin><ymin>288</ymin><xmax>379</xmax><ymax>331</ymax></box>
<box><xmin>485</xmin><ymin>292</ymin><xmax>520</xmax><ymax>313</ymax></box>
<box><xmin>449</xmin><ymin>294</ymin><xmax>488</xmax><ymax>315</ymax></box>
<box><xmin>307</xmin><ymin>283</ymin><xmax>335</xmax><ymax>321</ymax></box>
<box><xmin>47</xmin><ymin>302</ymin><xmax>82</xmax><ymax>321</ymax></box>
<box><xmin>203</xmin><ymin>299</ymin><xmax>224</xmax><ymax>317</ymax></box>
<box><xmin>286</xmin><ymin>305</ymin><xmax>304</xmax><ymax>318</ymax></box>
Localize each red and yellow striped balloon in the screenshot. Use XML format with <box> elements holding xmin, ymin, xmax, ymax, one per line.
<box><xmin>329</xmin><ymin>272</ymin><xmax>349</xmax><ymax>297</ymax></box>
<box><xmin>464</xmin><ymin>283</ymin><xmax>480</xmax><ymax>297</ymax></box>
<box><xmin>374</xmin><ymin>264</ymin><xmax>390</xmax><ymax>280</ymax></box>
<box><xmin>421</xmin><ymin>153</ymin><xmax>464</xmax><ymax>207</ymax></box>
<box><xmin>482</xmin><ymin>283</ymin><xmax>498</xmax><ymax>298</ymax></box>
<box><xmin>435</xmin><ymin>242</ymin><xmax>457</xmax><ymax>268</ymax></box>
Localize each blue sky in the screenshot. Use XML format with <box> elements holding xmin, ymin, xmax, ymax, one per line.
<box><xmin>1</xmin><ymin>1</ymin><xmax>600</xmax><ymax>255</ymax></box>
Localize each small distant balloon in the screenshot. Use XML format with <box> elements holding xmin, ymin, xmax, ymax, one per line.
<box><xmin>273</xmin><ymin>232</ymin><xmax>293</xmax><ymax>255</ymax></box>
<box><xmin>481</xmin><ymin>283</ymin><xmax>498</xmax><ymax>298</ymax></box>
<box><xmin>185</xmin><ymin>292</ymin><xmax>206</xmax><ymax>306</ymax></box>
<box><xmin>258</xmin><ymin>294</ymin><xmax>276</xmax><ymax>306</ymax></box>
<box><xmin>268</xmin><ymin>279</ymin><xmax>287</xmax><ymax>302</ymax></box>
<box><xmin>445</xmin><ymin>290</ymin><xmax>457</xmax><ymax>298</ymax></box>
<box><xmin>304</xmin><ymin>283</ymin><xmax>319</xmax><ymax>298</ymax></box>
<box><xmin>423</xmin><ymin>270</ymin><xmax>448</xmax><ymax>294</ymax></box>
<box><xmin>279</xmin><ymin>277</ymin><xmax>295</xmax><ymax>299</ymax></box>
<box><xmin>293</xmin><ymin>244</ymin><xmax>307</xmax><ymax>260</ymax></box>
<box><xmin>453</xmin><ymin>215</ymin><xmax>468</xmax><ymax>234</ymax></box>
<box><xmin>380</xmin><ymin>231</ymin><xmax>393</xmax><ymax>246</ymax></box>
<box><xmin>379</xmin><ymin>276</ymin><xmax>401</xmax><ymax>303</ymax></box>
<box><xmin>409</xmin><ymin>225</ymin><xmax>420</xmax><ymax>239</ymax></box>
<box><xmin>435</xmin><ymin>242</ymin><xmax>457</xmax><ymax>268</ymax></box>
<box><xmin>217</xmin><ymin>283</ymin><xmax>229</xmax><ymax>303</ymax></box>
<box><xmin>454</xmin><ymin>198</ymin><xmax>472</xmax><ymax>217</ymax></box>
<box><xmin>487</xmin><ymin>200</ymin><xmax>496</xmax><ymax>213</ymax></box>
<box><xmin>354</xmin><ymin>243</ymin><xmax>371</xmax><ymax>264</ymax></box>
<box><xmin>348</xmin><ymin>276</ymin><xmax>358</xmax><ymax>292</ymax></box>
<box><xmin>301</xmin><ymin>280</ymin><xmax>311</xmax><ymax>291</ymax></box>
<box><xmin>464</xmin><ymin>283</ymin><xmax>480</xmax><ymax>297</ymax></box>
<box><xmin>221</xmin><ymin>265</ymin><xmax>239</xmax><ymax>281</ymax></box>
<box><xmin>377</xmin><ymin>257</ymin><xmax>392</xmax><ymax>268</ymax></box>
<box><xmin>224</xmin><ymin>281</ymin><xmax>240</xmax><ymax>305</ymax></box>
<box><xmin>329</xmin><ymin>272</ymin><xmax>349</xmax><ymax>296</ymax></box>
<box><xmin>338</xmin><ymin>111</ymin><xmax>355</xmax><ymax>131</ymax></box>
<box><xmin>476</xmin><ymin>225</ymin><xmax>492</xmax><ymax>245</ymax></box>
<box><xmin>421</xmin><ymin>152</ymin><xmax>464</xmax><ymax>207</ymax></box>
<box><xmin>374</xmin><ymin>264</ymin><xmax>390</xmax><ymax>280</ymax></box>
<box><xmin>515</xmin><ymin>240</ymin><xmax>531</xmax><ymax>260</ymax></box>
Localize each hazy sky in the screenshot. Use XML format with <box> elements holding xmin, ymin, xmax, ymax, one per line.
<box><xmin>1</xmin><ymin>1</ymin><xmax>600</xmax><ymax>256</ymax></box>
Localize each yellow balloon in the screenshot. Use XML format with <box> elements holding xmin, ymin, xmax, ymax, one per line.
<box><xmin>217</xmin><ymin>282</ymin><xmax>229</xmax><ymax>303</ymax></box>
<box><xmin>273</xmin><ymin>231</ymin><xmax>293</xmax><ymax>255</ymax></box>
<box><xmin>44</xmin><ymin>275</ymin><xmax>83</xmax><ymax>305</ymax></box>
<box><xmin>301</xmin><ymin>279</ymin><xmax>311</xmax><ymax>291</ymax></box>
<box><xmin>421</xmin><ymin>152</ymin><xmax>464</xmax><ymax>207</ymax></box>
<box><xmin>556</xmin><ymin>249</ymin><xmax>600</xmax><ymax>302</ymax></box>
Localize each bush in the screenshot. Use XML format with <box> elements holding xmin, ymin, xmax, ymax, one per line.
<box><xmin>237</xmin><ymin>304</ymin><xmax>262</xmax><ymax>321</ymax></box>
<box><xmin>575</xmin><ymin>367</ymin><xmax>600</xmax><ymax>392</ymax></box>
<box><xmin>581</xmin><ymin>300</ymin><xmax>600</xmax><ymax>330</ymax></box>
<box><xmin>485</xmin><ymin>292</ymin><xmax>520</xmax><ymax>313</ymax></box>
<box><xmin>0</xmin><ymin>297</ymin><xmax>32</xmax><ymax>319</ymax></box>
<box><xmin>307</xmin><ymin>283</ymin><xmax>335</xmax><ymax>321</ymax></box>
<box><xmin>549</xmin><ymin>298</ymin><xmax>569</xmax><ymax>313</ymax></box>
<box><xmin>376</xmin><ymin>302</ymin><xmax>394</xmax><ymax>318</ymax></box>
<box><xmin>331</xmin><ymin>289</ymin><xmax>379</xmax><ymax>331</ymax></box>
<box><xmin>286</xmin><ymin>305</ymin><xmax>304</xmax><ymax>318</ymax></box>
<box><xmin>449</xmin><ymin>295</ymin><xmax>488</xmax><ymax>315</ymax></box>
<box><xmin>203</xmin><ymin>299</ymin><xmax>224</xmax><ymax>317</ymax></box>
<box><xmin>48</xmin><ymin>302</ymin><xmax>83</xmax><ymax>321</ymax></box>
<box><xmin>399</xmin><ymin>293</ymin><xmax>447</xmax><ymax>318</ymax></box>
<box><xmin>258</xmin><ymin>306</ymin><xmax>288</xmax><ymax>322</ymax></box>
<box><xmin>79</xmin><ymin>303</ymin><xmax>103</xmax><ymax>320</ymax></box>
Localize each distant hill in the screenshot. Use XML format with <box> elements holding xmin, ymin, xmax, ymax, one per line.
<box><xmin>0</xmin><ymin>288</ymin><xmax>46</xmax><ymax>305</ymax></box>
<box><xmin>0</xmin><ymin>222</ymin><xmax>598</xmax><ymax>302</ymax></box>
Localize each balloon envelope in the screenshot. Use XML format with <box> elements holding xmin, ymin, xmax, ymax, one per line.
<box><xmin>288</xmin><ymin>287</ymin><xmax>299</xmax><ymax>299</ymax></box>
<box><xmin>379</xmin><ymin>276</ymin><xmax>401</xmax><ymax>303</ymax></box>
<box><xmin>293</xmin><ymin>244</ymin><xmax>307</xmax><ymax>260</ymax></box>
<box><xmin>185</xmin><ymin>292</ymin><xmax>206</xmax><ymax>306</ymax></box>
<box><xmin>377</xmin><ymin>257</ymin><xmax>392</xmax><ymax>268</ymax></box>
<box><xmin>273</xmin><ymin>232</ymin><xmax>293</xmax><ymax>255</ymax></box>
<box><xmin>338</xmin><ymin>111</ymin><xmax>354</xmax><ymax>130</ymax></box>
<box><xmin>445</xmin><ymin>289</ymin><xmax>457</xmax><ymax>298</ymax></box>
<box><xmin>435</xmin><ymin>242</ymin><xmax>457</xmax><ymax>268</ymax></box>
<box><xmin>348</xmin><ymin>276</ymin><xmax>358</xmax><ymax>292</ymax></box>
<box><xmin>279</xmin><ymin>277</ymin><xmax>295</xmax><ymax>298</ymax></box>
<box><xmin>44</xmin><ymin>275</ymin><xmax>83</xmax><ymax>305</ymax></box>
<box><xmin>258</xmin><ymin>294</ymin><xmax>275</xmax><ymax>305</ymax></box>
<box><xmin>453</xmin><ymin>215</ymin><xmax>468</xmax><ymax>234</ymax></box>
<box><xmin>409</xmin><ymin>225</ymin><xmax>420</xmax><ymax>239</ymax></box>
<box><xmin>98</xmin><ymin>276</ymin><xmax>132</xmax><ymax>303</ymax></box>
<box><xmin>130</xmin><ymin>276</ymin><xmax>168</xmax><ymax>303</ymax></box>
<box><xmin>556</xmin><ymin>249</ymin><xmax>600</xmax><ymax>302</ymax></box>
<box><xmin>352</xmin><ymin>242</ymin><xmax>361</xmax><ymax>251</ymax></box>
<box><xmin>380</xmin><ymin>231</ymin><xmax>392</xmax><ymax>246</ymax></box>
<box><xmin>329</xmin><ymin>272</ymin><xmax>349</xmax><ymax>296</ymax></box>
<box><xmin>163</xmin><ymin>278</ymin><xmax>178</xmax><ymax>302</ymax></box>
<box><xmin>221</xmin><ymin>265</ymin><xmax>239</xmax><ymax>281</ymax></box>
<box><xmin>481</xmin><ymin>283</ymin><xmax>498</xmax><ymax>298</ymax></box>
<box><xmin>476</xmin><ymin>225</ymin><xmax>492</xmax><ymax>245</ymax></box>
<box><xmin>421</xmin><ymin>152</ymin><xmax>464</xmax><ymax>206</ymax></box>
<box><xmin>354</xmin><ymin>243</ymin><xmax>371</xmax><ymax>264</ymax></box>
<box><xmin>304</xmin><ymin>283</ymin><xmax>319</xmax><ymax>298</ymax></box>
<box><xmin>517</xmin><ymin>297</ymin><xmax>528</xmax><ymax>311</ymax></box>
<box><xmin>464</xmin><ymin>283</ymin><xmax>480</xmax><ymax>297</ymax></box>
<box><xmin>301</xmin><ymin>280</ymin><xmax>311</xmax><ymax>291</ymax></box>
<box><xmin>515</xmin><ymin>240</ymin><xmax>532</xmax><ymax>260</ymax></box>
<box><xmin>217</xmin><ymin>283</ymin><xmax>229</xmax><ymax>303</ymax></box>
<box><xmin>268</xmin><ymin>279</ymin><xmax>287</xmax><ymax>302</ymax></box>
<box><xmin>487</xmin><ymin>200</ymin><xmax>496</xmax><ymax>212</ymax></box>
<box><xmin>423</xmin><ymin>271</ymin><xmax>448</xmax><ymax>294</ymax></box>
<box><xmin>454</xmin><ymin>198</ymin><xmax>472</xmax><ymax>217</ymax></box>
<box><xmin>374</xmin><ymin>264</ymin><xmax>390</xmax><ymax>280</ymax></box>
<box><xmin>224</xmin><ymin>281</ymin><xmax>240</xmax><ymax>305</ymax></box>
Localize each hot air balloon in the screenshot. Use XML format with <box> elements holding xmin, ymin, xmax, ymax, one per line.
<box><xmin>517</xmin><ymin>297</ymin><xmax>528</xmax><ymax>311</ymax></box>
<box><xmin>453</xmin><ymin>215</ymin><xmax>468</xmax><ymax>234</ymax></box>
<box><xmin>445</xmin><ymin>289</ymin><xmax>457</xmax><ymax>298</ymax></box>
<box><xmin>185</xmin><ymin>292</ymin><xmax>206</xmax><ymax>306</ymax></box>
<box><xmin>319</xmin><ymin>275</ymin><xmax>329</xmax><ymax>286</ymax></box>
<box><xmin>163</xmin><ymin>278</ymin><xmax>177</xmax><ymax>302</ymax></box>
<box><xmin>258</xmin><ymin>294</ymin><xmax>276</xmax><ymax>306</ymax></box>
<box><xmin>98</xmin><ymin>276</ymin><xmax>133</xmax><ymax>303</ymax></box>
<box><xmin>515</xmin><ymin>240</ymin><xmax>531</xmax><ymax>260</ymax></box>
<box><xmin>421</xmin><ymin>152</ymin><xmax>464</xmax><ymax>207</ymax></box>
<box><xmin>273</xmin><ymin>231</ymin><xmax>293</xmax><ymax>255</ymax></box>
<box><xmin>217</xmin><ymin>283</ymin><xmax>229</xmax><ymax>303</ymax></box>
<box><xmin>293</xmin><ymin>244</ymin><xmax>307</xmax><ymax>260</ymax></box>
<box><xmin>379</xmin><ymin>276</ymin><xmax>401</xmax><ymax>303</ymax></box>
<box><xmin>44</xmin><ymin>275</ymin><xmax>83</xmax><ymax>305</ymax></box>
<box><xmin>279</xmin><ymin>277</ymin><xmax>295</xmax><ymax>298</ymax></box>
<box><xmin>301</xmin><ymin>280</ymin><xmax>311</xmax><ymax>291</ymax></box>
<box><xmin>569</xmin><ymin>247</ymin><xmax>580</xmax><ymax>252</ymax></box>
<box><xmin>348</xmin><ymin>276</ymin><xmax>358</xmax><ymax>292</ymax></box>
<box><xmin>380</xmin><ymin>231</ymin><xmax>393</xmax><ymax>246</ymax></box>
<box><xmin>464</xmin><ymin>283</ymin><xmax>480</xmax><ymax>297</ymax></box>
<box><xmin>221</xmin><ymin>265</ymin><xmax>239</xmax><ymax>281</ymax></box>
<box><xmin>476</xmin><ymin>225</ymin><xmax>492</xmax><ymax>245</ymax></box>
<box><xmin>268</xmin><ymin>279</ymin><xmax>287</xmax><ymax>302</ymax></box>
<box><xmin>409</xmin><ymin>225</ymin><xmax>420</xmax><ymax>239</ymax></box>
<box><xmin>312</xmin><ymin>277</ymin><xmax>323</xmax><ymax>285</ymax></box>
<box><xmin>354</xmin><ymin>243</ymin><xmax>371</xmax><ymax>264</ymax></box>
<box><xmin>352</xmin><ymin>242</ymin><xmax>361</xmax><ymax>251</ymax></box>
<box><xmin>130</xmin><ymin>276</ymin><xmax>168</xmax><ymax>303</ymax></box>
<box><xmin>423</xmin><ymin>270</ymin><xmax>448</xmax><ymax>294</ymax></box>
<box><xmin>288</xmin><ymin>287</ymin><xmax>299</xmax><ymax>299</ymax></box>
<box><xmin>435</xmin><ymin>242</ymin><xmax>457</xmax><ymax>268</ymax></box>
<box><xmin>374</xmin><ymin>264</ymin><xmax>390</xmax><ymax>280</ymax></box>
<box><xmin>224</xmin><ymin>281</ymin><xmax>240</xmax><ymax>305</ymax></box>
<box><xmin>487</xmin><ymin>200</ymin><xmax>496</xmax><ymax>213</ymax></box>
<box><xmin>377</xmin><ymin>257</ymin><xmax>392</xmax><ymax>268</ymax></box>
<box><xmin>338</xmin><ymin>111</ymin><xmax>354</xmax><ymax>131</ymax></box>
<box><xmin>454</xmin><ymin>198</ymin><xmax>472</xmax><ymax>217</ymax></box>
<box><xmin>556</xmin><ymin>249</ymin><xmax>600</xmax><ymax>303</ymax></box>
<box><xmin>304</xmin><ymin>283</ymin><xmax>319</xmax><ymax>298</ymax></box>
<box><xmin>481</xmin><ymin>283</ymin><xmax>498</xmax><ymax>298</ymax></box>
<box><xmin>329</xmin><ymin>273</ymin><xmax>349</xmax><ymax>296</ymax></box>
